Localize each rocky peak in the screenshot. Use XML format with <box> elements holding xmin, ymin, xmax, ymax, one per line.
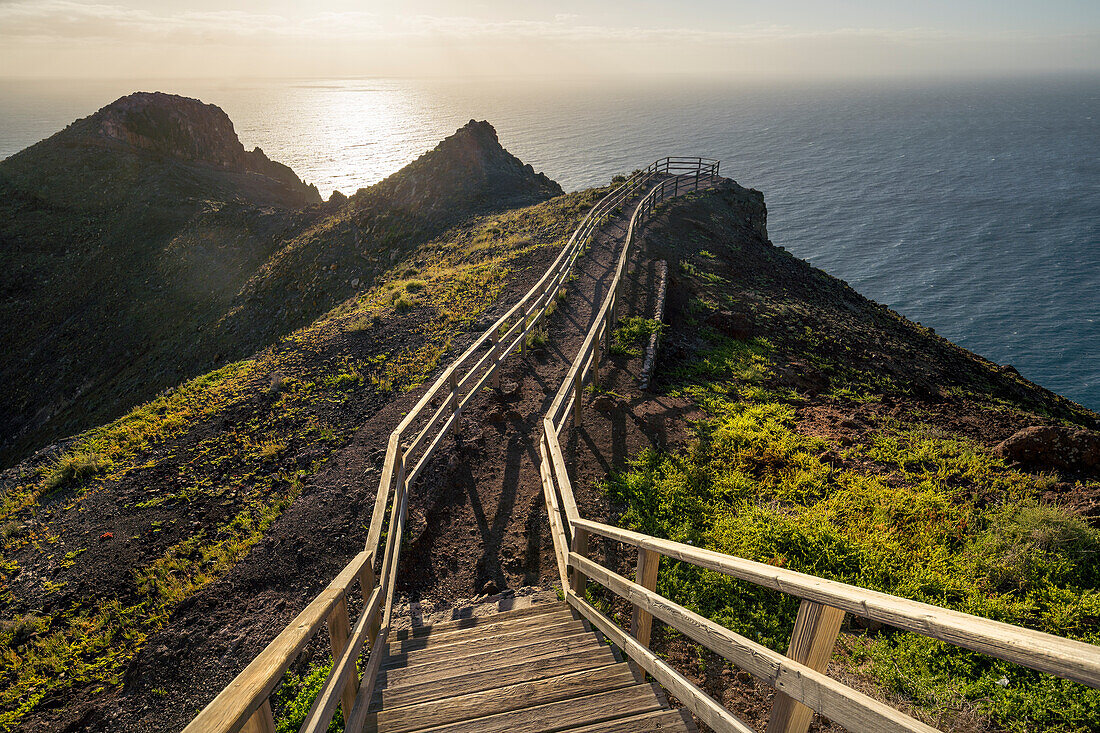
<box><xmin>364</xmin><ymin>119</ymin><xmax>563</xmax><ymax>215</ymax></box>
<box><xmin>75</xmin><ymin>92</ymin><xmax>251</xmax><ymax>169</ymax></box>
<box><xmin>2</xmin><ymin>91</ymin><xmax>320</xmax><ymax>208</ymax></box>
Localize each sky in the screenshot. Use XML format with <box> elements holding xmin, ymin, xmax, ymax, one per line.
<box><xmin>1</xmin><ymin>0</ymin><xmax>1098</xmax><ymax>80</ymax></box>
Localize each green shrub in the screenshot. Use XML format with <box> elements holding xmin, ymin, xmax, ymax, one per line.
<box><xmin>43</xmin><ymin>451</ymin><xmax>107</xmax><ymax>492</ymax></box>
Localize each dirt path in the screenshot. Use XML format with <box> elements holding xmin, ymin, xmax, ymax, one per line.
<box><xmin>397</xmin><ymin>176</ymin><xmax>691</xmax><ymax>604</ymax></box>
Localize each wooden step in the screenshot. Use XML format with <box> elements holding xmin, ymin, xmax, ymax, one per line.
<box><xmin>384</xmin><ymin>622</ymin><xmax>589</xmax><ymax>670</ymax></box>
<box><xmin>388</xmin><ymin>683</ymin><xmax>669</xmax><ymax>733</ymax></box>
<box><xmin>372</xmin><ymin>643</ymin><xmax>619</xmax><ymax>710</ymax></box>
<box><xmin>559</xmin><ymin>708</ymin><xmax>697</xmax><ymax>732</ymax></box>
<box><xmin>389</xmin><ymin>616</ymin><xmax>583</xmax><ymax>657</ymax></box>
<box><xmin>365</xmin><ymin>663</ymin><xmax>637</xmax><ymax>733</ymax></box>
<box><xmin>390</xmin><ymin>602</ymin><xmax>570</xmax><ymax>642</ymax></box>
<box><xmin>377</xmin><ymin>631</ymin><xmax>607</xmax><ymax>689</ymax></box>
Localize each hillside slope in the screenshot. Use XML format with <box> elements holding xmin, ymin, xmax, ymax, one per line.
<box><xmin>0</xmin><ymin>178</ymin><xmax>597</xmax><ymax>732</ymax></box>
<box><xmin>565</xmin><ymin>184</ymin><xmax>1100</xmax><ymax>732</ymax></box>
<box><xmin>0</xmin><ymin>94</ymin><xmax>560</xmax><ymax>469</ymax></box>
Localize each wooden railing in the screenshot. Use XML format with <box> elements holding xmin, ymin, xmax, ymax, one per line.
<box><xmin>183</xmin><ymin>156</ymin><xmax>719</xmax><ymax>733</ymax></box>
<box><xmin>537</xmin><ymin>169</ymin><xmax>1100</xmax><ymax>733</ymax></box>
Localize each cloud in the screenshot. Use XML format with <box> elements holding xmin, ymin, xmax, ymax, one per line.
<box><xmin>2</xmin><ymin>1</ymin><xmax>1088</xmax><ymax>47</ymax></box>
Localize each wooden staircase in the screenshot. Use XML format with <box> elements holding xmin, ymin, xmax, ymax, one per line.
<box><xmin>364</xmin><ymin>602</ymin><xmax>696</xmax><ymax>733</ymax></box>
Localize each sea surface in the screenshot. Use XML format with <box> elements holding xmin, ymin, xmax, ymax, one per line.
<box><xmin>1</xmin><ymin>76</ymin><xmax>1098</xmax><ymax>411</ymax></box>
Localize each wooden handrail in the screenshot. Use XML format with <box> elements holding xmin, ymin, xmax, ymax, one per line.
<box><xmin>568</xmin><ymin>553</ymin><xmax>938</xmax><ymax>733</ymax></box>
<box><xmin>535</xmin><ymin>163</ymin><xmax>1100</xmax><ymax>732</ymax></box>
<box><xmin>572</xmin><ymin>517</ymin><xmax>1100</xmax><ymax>688</ymax></box>
<box><xmin>185</xmin><ymin>158</ymin><xmax>692</xmax><ymax>733</ymax></box>
<box><xmin>182</xmin><ymin>551</ymin><xmax>373</xmax><ymax>733</ymax></box>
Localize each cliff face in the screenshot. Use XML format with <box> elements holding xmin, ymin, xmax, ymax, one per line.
<box><xmin>0</xmin><ymin>96</ymin><xmax>562</xmax><ymax>467</ymax></box>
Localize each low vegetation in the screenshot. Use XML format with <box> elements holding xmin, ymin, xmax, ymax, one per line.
<box><xmin>601</xmin><ymin>191</ymin><xmax>1100</xmax><ymax>732</ymax></box>
<box><xmin>0</xmin><ymin>185</ymin><xmax>606</xmax><ymax>730</ymax></box>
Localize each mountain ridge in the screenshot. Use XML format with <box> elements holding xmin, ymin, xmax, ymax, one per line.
<box><xmin>0</xmin><ymin>94</ymin><xmax>563</xmax><ymax>468</ymax></box>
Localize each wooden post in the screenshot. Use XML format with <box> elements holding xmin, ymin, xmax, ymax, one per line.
<box><xmin>604</xmin><ymin>307</ymin><xmax>614</xmax><ymax>353</ymax></box>
<box><xmin>358</xmin><ymin>561</ymin><xmax>380</xmax><ymax>642</ymax></box>
<box><xmin>241</xmin><ymin>699</ymin><xmax>276</xmax><ymax>733</ymax></box>
<box><xmin>569</xmin><ymin>527</ymin><xmax>589</xmax><ymax>597</ymax></box>
<box><xmin>327</xmin><ymin>595</ymin><xmax>359</xmax><ymax>718</ymax></box>
<box><xmin>572</xmin><ymin>370</ymin><xmax>583</xmax><ymax>429</ymax></box>
<box><xmin>490</xmin><ymin>330</ymin><xmax>501</xmax><ymax>389</ymax></box>
<box><xmin>592</xmin><ymin>335</ymin><xmax>601</xmax><ymax>387</ymax></box>
<box><xmin>448</xmin><ymin>372</ymin><xmax>459</xmax><ymax>418</ymax></box>
<box><xmin>765</xmin><ymin>600</ymin><xmax>846</xmax><ymax>733</ymax></box>
<box><xmin>629</xmin><ymin>548</ymin><xmax>661</xmax><ymax>680</ymax></box>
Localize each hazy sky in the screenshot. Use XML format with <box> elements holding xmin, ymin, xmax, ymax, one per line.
<box><xmin>1</xmin><ymin>0</ymin><xmax>1098</xmax><ymax>79</ymax></box>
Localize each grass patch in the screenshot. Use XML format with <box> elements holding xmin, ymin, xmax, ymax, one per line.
<box><xmin>610</xmin><ymin>317</ymin><xmax>664</xmax><ymax>358</ymax></box>
<box><xmin>42</xmin><ymin>452</ymin><xmax>107</xmax><ymax>493</ymax></box>
<box><xmin>273</xmin><ymin>659</ymin><xmax>344</xmax><ymax>733</ymax></box>
<box><xmin>604</xmin><ymin>330</ymin><xmax>1100</xmax><ymax>732</ymax></box>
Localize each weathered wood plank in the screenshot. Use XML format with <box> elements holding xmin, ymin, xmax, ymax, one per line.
<box><xmin>568</xmin><ymin>591</ymin><xmax>754</xmax><ymax>733</ymax></box>
<box><xmin>387</xmin><ymin>617</ymin><xmax>584</xmax><ymax>658</ymax></box>
<box><xmin>766</xmin><ymin>600</ymin><xmax>845</xmax><ymax>733</ymax></box>
<box><xmin>561</xmin><ymin>708</ymin><xmax>696</xmax><ymax>733</ymax></box>
<box><xmin>240</xmin><ymin>699</ymin><xmax>275</xmax><ymax>733</ymax></box>
<box><xmin>569</xmin><ymin>552</ymin><xmax>938</xmax><ymax>733</ymax></box>
<box><xmin>372</xmin><ymin>644</ymin><xmax>618</xmax><ymax>711</ymax></box>
<box><xmin>364</xmin><ymin>664</ymin><xmax>637</xmax><ymax>733</ymax></box>
<box><xmin>373</xmin><ymin>683</ymin><xmax>665</xmax><ymax>733</ymax></box>
<box><xmin>631</xmin><ymin>548</ymin><xmax>660</xmax><ymax>648</ymax></box>
<box><xmin>326</xmin><ymin>596</ymin><xmax>359</xmax><ymax>720</ymax></box>
<box><xmin>389</xmin><ymin>603</ymin><xmax>569</xmax><ymax>641</ymax></box>
<box><xmin>573</xmin><ymin>518</ymin><xmax>1100</xmax><ymax>689</ymax></box>
<box><xmin>569</xmin><ymin>527</ymin><xmax>590</xmax><ymax>597</ymax></box>
<box><xmin>377</xmin><ymin>630</ymin><xmax>606</xmax><ymax>688</ymax></box>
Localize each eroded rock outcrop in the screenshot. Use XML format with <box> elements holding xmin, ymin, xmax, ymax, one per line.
<box><xmin>995</xmin><ymin>426</ymin><xmax>1100</xmax><ymax>474</ymax></box>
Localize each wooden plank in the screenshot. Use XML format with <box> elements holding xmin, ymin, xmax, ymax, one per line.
<box><xmin>767</xmin><ymin>601</ymin><xmax>845</xmax><ymax>733</ymax></box>
<box><xmin>569</xmin><ymin>527</ymin><xmax>590</xmax><ymax>597</ymax></box>
<box><xmin>394</xmin><ymin>684</ymin><xmax>666</xmax><ymax>733</ymax></box>
<box><xmin>346</xmin><ymin>629</ymin><xmax>388</xmax><ymax>733</ymax></box>
<box><xmin>372</xmin><ymin>644</ymin><xmax>618</xmax><ymax>710</ymax></box>
<box><xmin>364</xmin><ymin>665</ymin><xmax>640</xmax><ymax>733</ymax></box>
<box><xmin>326</xmin><ymin>595</ymin><xmax>359</xmax><ymax>719</ymax></box>
<box><xmin>364</xmin><ymin>435</ymin><xmax>400</xmax><ymax>558</ymax></box>
<box><xmin>631</xmin><ymin>548</ymin><xmax>660</xmax><ymax>648</ymax></box>
<box><xmin>544</xmin><ymin>420</ymin><xmax>579</xmax><ymax>526</ymax></box>
<box><xmin>241</xmin><ymin>699</ymin><xmax>275</xmax><ymax>733</ymax></box>
<box><xmin>568</xmin><ymin>591</ymin><xmax>754</xmax><ymax>733</ymax></box>
<box><xmin>561</xmin><ymin>709</ymin><xmax>696</xmax><ymax>733</ymax></box>
<box><xmin>573</xmin><ymin>518</ymin><xmax>1100</xmax><ymax>689</ymax></box>
<box><xmin>182</xmin><ymin>551</ymin><xmax>372</xmax><ymax>733</ymax></box>
<box><xmin>378</xmin><ymin>630</ymin><xmax>606</xmax><ymax>689</ymax></box>
<box><xmin>389</xmin><ymin>609</ymin><xmax>576</xmax><ymax>651</ymax></box>
<box><xmin>387</xmin><ymin>619</ymin><xmax>587</xmax><ymax>665</ymax></box>
<box><xmin>569</xmin><ymin>552</ymin><xmax>938</xmax><ymax>733</ymax></box>
<box><xmin>300</xmin><ymin>585</ymin><xmax>384</xmax><ymax>733</ymax></box>
<box><xmin>389</xmin><ymin>602</ymin><xmax>569</xmax><ymax>641</ymax></box>
<box><xmin>538</xmin><ymin>436</ymin><xmax>573</xmax><ymax>591</ymax></box>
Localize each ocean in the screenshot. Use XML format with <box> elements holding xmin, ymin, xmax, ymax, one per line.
<box><xmin>1</xmin><ymin>75</ymin><xmax>1097</xmax><ymax>411</ymax></box>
